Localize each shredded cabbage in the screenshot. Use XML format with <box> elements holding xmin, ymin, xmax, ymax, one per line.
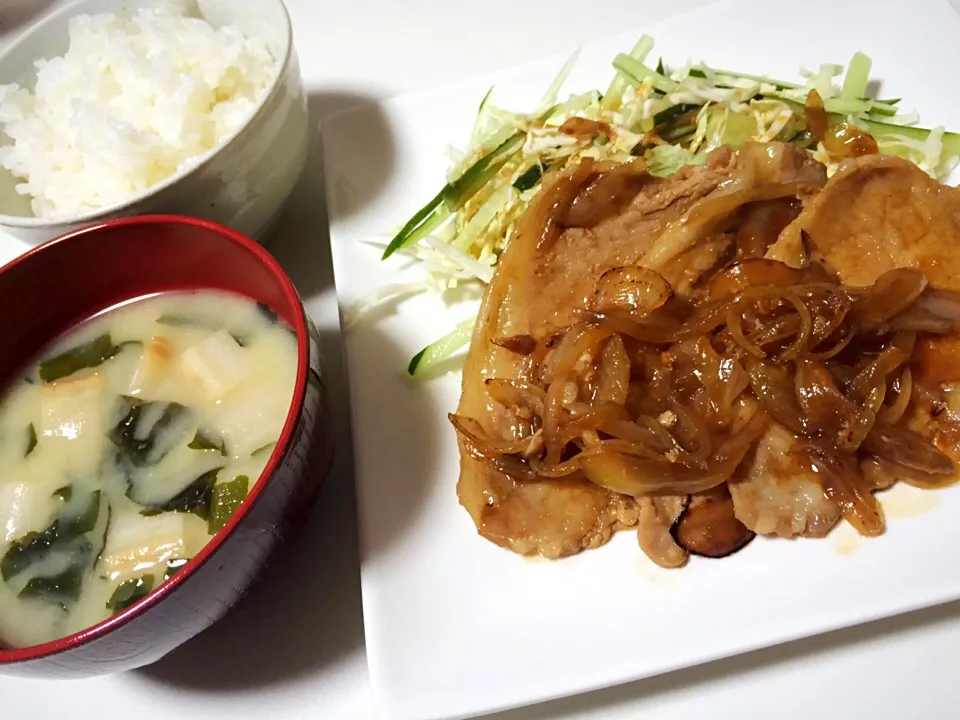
<box><xmin>354</xmin><ymin>36</ymin><xmax>960</xmax><ymax>375</ymax></box>
<box><xmin>647</xmin><ymin>144</ymin><xmax>703</xmax><ymax>177</ymax></box>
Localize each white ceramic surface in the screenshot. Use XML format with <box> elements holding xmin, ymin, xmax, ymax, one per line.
<box><xmin>0</xmin><ymin>0</ymin><xmax>309</xmax><ymax>245</ymax></box>
<box><xmin>323</xmin><ymin>0</ymin><xmax>960</xmax><ymax>718</ymax></box>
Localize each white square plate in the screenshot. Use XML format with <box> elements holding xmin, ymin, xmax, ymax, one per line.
<box><xmin>322</xmin><ymin>1</ymin><xmax>960</xmax><ymax>718</ymax></box>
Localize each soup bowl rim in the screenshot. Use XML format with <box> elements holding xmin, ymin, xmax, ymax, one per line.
<box><xmin>0</xmin><ymin>213</ymin><xmax>311</xmax><ymax>663</ymax></box>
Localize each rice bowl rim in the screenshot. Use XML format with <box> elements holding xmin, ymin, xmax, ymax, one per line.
<box><xmin>0</xmin><ymin>0</ymin><xmax>296</xmax><ymax>229</ymax></box>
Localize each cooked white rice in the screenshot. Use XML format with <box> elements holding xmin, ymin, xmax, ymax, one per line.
<box><xmin>0</xmin><ymin>2</ymin><xmax>281</xmax><ymax>218</ymax></box>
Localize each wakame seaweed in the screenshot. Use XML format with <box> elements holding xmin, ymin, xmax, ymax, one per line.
<box><xmin>1</xmin><ymin>523</ymin><xmax>60</xmax><ymax>581</ymax></box>
<box><xmin>208</xmin><ymin>475</ymin><xmax>249</xmax><ymax>534</ymax></box>
<box><xmin>110</xmin><ymin>397</ymin><xmax>190</xmax><ymax>467</ymax></box>
<box><xmin>155</xmin><ymin>313</ymin><xmax>221</xmax><ymax>330</ymax></box>
<box><xmin>52</xmin><ymin>486</ymin><xmax>72</xmax><ymax>502</ymax></box>
<box><xmin>136</xmin><ymin>468</ymin><xmax>222</xmax><ymax>520</ymax></box>
<box><xmin>256</xmin><ymin>303</ymin><xmax>279</xmax><ymax>324</ymax></box>
<box><xmin>188</xmin><ymin>429</ymin><xmax>227</xmax><ymax>456</ymax></box>
<box><xmin>251</xmin><ymin>442</ymin><xmax>276</xmax><ymax>458</ymax></box>
<box><xmin>60</xmin><ymin>490</ymin><xmax>102</xmax><ymax>537</ymax></box>
<box><xmin>25</xmin><ymin>424</ymin><xmax>37</xmax><ymax>456</ymax></box>
<box><xmin>38</xmin><ymin>334</ymin><xmax>122</xmax><ymax>383</ymax></box>
<box><xmin>164</xmin><ymin>558</ymin><xmax>189</xmax><ymax>579</ymax></box>
<box><xmin>1</xmin><ymin>490</ymin><xmax>101</xmax><ymax>581</ymax></box>
<box><xmin>93</xmin><ymin>504</ymin><xmax>112</xmax><ymax>568</ymax></box>
<box><xmin>19</xmin><ymin>566</ymin><xmax>86</xmax><ymax>606</ymax></box>
<box><xmin>106</xmin><ymin>575</ymin><xmax>155</xmax><ymax>613</ymax></box>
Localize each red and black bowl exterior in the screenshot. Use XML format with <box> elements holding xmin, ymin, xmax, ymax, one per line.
<box><xmin>0</xmin><ymin>215</ymin><xmax>332</xmax><ymax>677</ymax></box>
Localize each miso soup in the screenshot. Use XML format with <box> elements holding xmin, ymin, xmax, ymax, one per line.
<box><xmin>0</xmin><ymin>291</ymin><xmax>298</xmax><ymax>648</ymax></box>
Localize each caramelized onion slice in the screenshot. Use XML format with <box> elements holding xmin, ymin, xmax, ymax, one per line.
<box><xmin>726</xmin><ymin>285</ymin><xmax>816</xmax><ymax>360</ymax></box>
<box><xmin>580</xmin><ymin>409</ymin><xmax>767</xmax><ymax>496</ymax></box>
<box><xmin>686</xmin><ymin>337</ymin><xmax>748</xmax><ymax>424</ymax></box>
<box><xmin>776</xmin><ymin>292</ymin><xmax>815</xmax><ymax>361</ymax></box>
<box><xmin>580</xmin><ymin>298</ymin><xmax>734</xmax><ymax>345</ymax></box>
<box><xmin>852</xmin><ymin>268</ymin><xmax>928</xmax><ymax>330</ymax></box>
<box><xmin>600</xmin><ymin>420</ymin><xmax>680</xmax><ymax>459</ymax></box>
<box><xmin>552</xmin><ymin>402</ymin><xmax>631</xmax><ymax>450</ymax></box>
<box><xmin>823</xmin><ymin>124</ymin><xmax>879</xmax><ymax>160</ymax></box>
<box><xmin>878</xmin><ymin>368</ymin><xmax>912</xmax><ymax>425</ymax></box>
<box><xmin>670</xmin><ymin>489</ymin><xmax>755</xmax><ymax>558</ymax></box>
<box><xmin>708</xmin><ymin>259</ymin><xmax>803</xmax><ymax>301</ymax></box>
<box><xmin>746</xmin><ymin>359</ymin><xmax>808</xmax><ymax>435</ymax></box>
<box><xmin>592</xmin><ymin>266</ymin><xmax>673</xmax><ymax>317</ymax></box>
<box><xmin>595</xmin><ymin>335</ymin><xmax>630</xmax><ymax>405</ymax></box>
<box><xmin>492</xmin><ymin>334</ymin><xmax>537</xmax><ymax>355</ymax></box>
<box><xmin>580</xmin><ymin>453</ymin><xmax>729</xmax><ymax>496</ymax></box>
<box><xmin>745</xmin><ymin>314</ymin><xmax>802</xmax><ymax>351</ymax></box>
<box><xmin>846</xmin><ymin>331</ymin><xmax>914</xmax><ymax>403</ymax></box>
<box><xmin>916</xmin><ymin>288</ymin><xmax>960</xmax><ymax>327</ymax></box>
<box><xmin>542</xmin><ymin>372</ymin><xmax>573</xmax><ymax>463</ymax></box>
<box><xmin>803</xmin><ymin>445</ymin><xmax>885</xmax><ymax>537</ymax></box>
<box><xmin>794</xmin><ymin>359</ymin><xmax>874</xmax><ymax>451</ymax></box>
<box><xmin>803</xmin><ymin>284</ymin><xmax>853</xmax><ymax>346</ymax></box>
<box><xmin>888</xmin><ymin>307</ymin><xmax>954</xmax><ymax>335</ymax></box>
<box><xmin>668</xmin><ymin>400</ymin><xmax>713</xmax><ymax>462</ymax></box>
<box><xmin>449</xmin><ymin>414</ymin><xmax>532</xmax><ymax>457</ymax></box>
<box><xmin>459</xmin><ymin>439</ymin><xmax>538</xmax><ymax>481</ymax></box>
<box><xmin>528</xmin><ymin>454</ymin><xmax>581</xmax><ymax>478</ymax></box>
<box><xmin>485</xmin><ymin>378</ymin><xmax>545</xmax><ymax>415</ymax></box>
<box><xmin>542</xmin><ymin>323</ymin><xmax>614</xmax><ymax>383</ymax></box>
<box><xmin>860</xmin><ymin>458</ymin><xmax>900</xmax><ymax>492</ymax></box>
<box><xmin>862</xmin><ymin>424</ymin><xmax>955</xmax><ymax>476</ymax></box>
<box><xmin>805</xmin><ymin>89</ymin><xmax>828</xmax><ymax>142</ymax></box>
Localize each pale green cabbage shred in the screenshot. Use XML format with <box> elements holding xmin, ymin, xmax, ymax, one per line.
<box><xmin>350</xmin><ymin>36</ymin><xmax>960</xmax><ymax>374</ymax></box>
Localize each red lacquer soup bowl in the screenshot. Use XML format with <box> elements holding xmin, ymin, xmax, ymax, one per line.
<box><xmin>0</xmin><ymin>215</ymin><xmax>333</xmax><ymax>677</ymax></box>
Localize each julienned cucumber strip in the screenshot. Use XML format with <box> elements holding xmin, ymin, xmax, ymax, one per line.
<box><xmin>841</xmin><ymin>52</ymin><xmax>872</xmax><ymax>100</ymax></box>
<box><xmin>381</xmin><ymin>137</ymin><xmax>515</xmax><ymax>261</ymax></box>
<box><xmin>696</xmin><ymin>67</ymin><xmax>800</xmax><ymax>90</ymax></box>
<box><xmin>652</xmin><ymin>103</ymin><xmax>701</xmax><ymax>127</ymax></box>
<box><xmin>863</xmin><ymin>118</ymin><xmax>960</xmax><ymax>156</ymax></box>
<box><xmin>821</xmin><ymin>97</ymin><xmax>878</xmax><ymax>115</ymax></box>
<box><xmin>391</xmin><ymin>39</ymin><xmax>895</xmax><ymax>264</ymax></box>
<box><xmin>601</xmin><ymin>35</ymin><xmax>654</xmax><ymax>110</ymax></box>
<box><xmin>381</xmin><ymin>189</ymin><xmax>448</xmax><ymax>259</ymax></box>
<box><xmin>383</xmin><ymin>35</ymin><xmax>958</xmax><ymax>271</ymax></box>
<box><xmin>613</xmin><ymin>53</ymin><xmax>678</xmax><ymax>94</ymax></box>
<box><xmin>468</xmin><ymin>87</ymin><xmax>494</xmax><ymax>147</ymax></box>
<box><xmin>688</xmin><ymin>60</ymin><xmax>894</xmax><ymax>117</ymax></box>
<box><xmin>513</xmin><ymin>162</ymin><xmax>550</xmax><ymax>191</ymax></box>
<box><xmin>408</xmin><ymin>316</ymin><xmax>477</xmax><ymax>377</ymax></box>
<box><xmin>442</xmin><ymin>133</ymin><xmax>525</xmax><ymax>209</ymax></box>
<box><xmin>779</xmin><ymin>97</ymin><xmax>960</xmax><ymax>155</ymax></box>
<box><xmin>766</xmin><ymin>91</ymin><xmax>897</xmax><ymax>117</ymax></box>
<box><xmin>384</xmin><ymin>99</ymin><xmax>573</xmax><ymax>260</ymax></box>
<box><xmin>539</xmin><ymin>49</ymin><xmax>581</xmax><ymax>110</ymax></box>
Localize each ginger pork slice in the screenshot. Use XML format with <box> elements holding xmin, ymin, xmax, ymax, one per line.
<box><xmin>455</xmin><ymin>143</ymin><xmax>826</xmax><ymax>559</ymax></box>
<box><xmin>770</xmin><ymin>153</ymin><xmax>960</xmax><ymax>292</ymax></box>
<box><xmin>735</xmin><ymin>154</ymin><xmax>960</xmax><ymax>538</ymax></box>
